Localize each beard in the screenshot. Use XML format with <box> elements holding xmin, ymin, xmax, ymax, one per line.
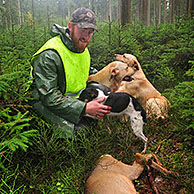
<box><xmin>71</xmin><ymin>26</ymin><xmax>89</xmax><ymax>52</ymax></box>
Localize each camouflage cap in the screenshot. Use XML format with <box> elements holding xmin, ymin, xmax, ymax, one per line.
<box><xmin>70</xmin><ymin>7</ymin><xmax>98</xmax><ymax>31</ymax></box>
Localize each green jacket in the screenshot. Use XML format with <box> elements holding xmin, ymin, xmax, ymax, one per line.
<box><xmin>30</xmin><ymin>24</ymin><xmax>96</xmax><ymax>138</ymax></box>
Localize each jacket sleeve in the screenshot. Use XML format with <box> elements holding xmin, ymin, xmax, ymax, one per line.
<box><xmin>31</xmin><ymin>50</ymin><xmax>87</xmax><ymax>125</ymax></box>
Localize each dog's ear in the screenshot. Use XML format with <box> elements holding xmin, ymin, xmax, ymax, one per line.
<box><xmin>134</xmin><ymin>61</ymin><xmax>139</xmax><ymax>71</ymax></box>
<box><xmin>110</xmin><ymin>68</ymin><xmax>120</xmax><ymax>80</ymax></box>
<box><xmin>111</xmin><ymin>68</ymin><xmax>120</xmax><ymax>76</ymax></box>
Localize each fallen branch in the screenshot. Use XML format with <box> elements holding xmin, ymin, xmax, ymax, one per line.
<box><xmin>155</xmin><ymin>133</ymin><xmax>174</xmax><ymax>154</ymax></box>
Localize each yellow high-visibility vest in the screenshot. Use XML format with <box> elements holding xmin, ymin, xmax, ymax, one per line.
<box><xmin>32</xmin><ymin>35</ymin><xmax>90</xmax><ymax>97</ymax></box>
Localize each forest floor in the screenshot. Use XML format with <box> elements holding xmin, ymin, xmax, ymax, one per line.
<box><xmin>90</xmin><ymin>115</ymin><xmax>194</xmax><ymax>194</ymax></box>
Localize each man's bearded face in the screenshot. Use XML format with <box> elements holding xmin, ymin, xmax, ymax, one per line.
<box><xmin>69</xmin><ymin>23</ymin><xmax>94</xmax><ymax>52</ymax></box>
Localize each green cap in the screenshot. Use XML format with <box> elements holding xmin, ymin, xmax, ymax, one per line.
<box><xmin>70</xmin><ymin>7</ymin><xmax>98</xmax><ymax>31</ymax></box>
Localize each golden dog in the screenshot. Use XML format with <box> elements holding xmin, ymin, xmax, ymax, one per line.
<box><xmin>85</xmin><ymin>153</ymin><xmax>171</xmax><ymax>194</ymax></box>
<box><xmin>88</xmin><ymin>61</ymin><xmax>137</xmax><ymax>92</ymax></box>
<box><xmin>115</xmin><ymin>53</ymin><xmax>170</xmax><ymax>119</ymax></box>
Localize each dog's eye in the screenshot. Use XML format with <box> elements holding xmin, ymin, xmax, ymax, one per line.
<box><xmin>125</xmin><ymin>66</ymin><xmax>128</xmax><ymax>70</ymax></box>
<box><xmin>123</xmin><ymin>55</ymin><xmax>126</xmax><ymax>58</ymax></box>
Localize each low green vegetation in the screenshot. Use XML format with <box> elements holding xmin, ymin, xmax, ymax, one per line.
<box><xmin>0</xmin><ymin>17</ymin><xmax>193</xmax><ymax>193</ymax></box>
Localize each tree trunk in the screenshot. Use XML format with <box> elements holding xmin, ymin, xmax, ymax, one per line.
<box><xmin>32</xmin><ymin>0</ymin><xmax>35</xmax><ymax>23</ymax></box>
<box><xmin>192</xmin><ymin>0</ymin><xmax>194</xmax><ymax>16</ymax></box>
<box><xmin>120</xmin><ymin>0</ymin><xmax>131</xmax><ymax>26</ymax></box>
<box><xmin>1</xmin><ymin>0</ymin><xmax>7</xmax><ymax>30</ymax></box>
<box><xmin>117</xmin><ymin>0</ymin><xmax>120</xmax><ymax>23</ymax></box>
<box><xmin>147</xmin><ymin>0</ymin><xmax>150</xmax><ymax>26</ymax></box>
<box><xmin>143</xmin><ymin>0</ymin><xmax>149</xmax><ymax>26</ymax></box>
<box><xmin>169</xmin><ymin>0</ymin><xmax>174</xmax><ymax>24</ymax></box>
<box><xmin>163</xmin><ymin>0</ymin><xmax>166</xmax><ymax>24</ymax></box>
<box><xmin>32</xmin><ymin>0</ymin><xmax>36</xmax><ymax>49</ymax></box>
<box><xmin>158</xmin><ymin>0</ymin><xmax>161</xmax><ymax>25</ymax></box>
<box><xmin>137</xmin><ymin>0</ymin><xmax>142</xmax><ymax>21</ymax></box>
<box><xmin>18</xmin><ymin>0</ymin><xmax>22</xmax><ymax>26</ymax></box>
<box><xmin>180</xmin><ymin>0</ymin><xmax>186</xmax><ymax>15</ymax></box>
<box><xmin>21</xmin><ymin>0</ymin><xmax>24</xmax><ymax>23</ymax></box>
<box><xmin>108</xmin><ymin>0</ymin><xmax>112</xmax><ymax>22</ymax></box>
<box><xmin>187</xmin><ymin>0</ymin><xmax>194</xmax><ymax>16</ymax></box>
<box><xmin>174</xmin><ymin>0</ymin><xmax>181</xmax><ymax>21</ymax></box>
<box><xmin>153</xmin><ymin>0</ymin><xmax>156</xmax><ymax>25</ymax></box>
<box><xmin>7</xmin><ymin>0</ymin><xmax>12</xmax><ymax>29</ymax></box>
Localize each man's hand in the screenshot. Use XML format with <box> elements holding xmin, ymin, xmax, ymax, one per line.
<box><xmin>85</xmin><ymin>97</ymin><xmax>111</xmax><ymax>119</ymax></box>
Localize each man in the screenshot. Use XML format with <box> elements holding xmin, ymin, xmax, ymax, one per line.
<box><xmin>29</xmin><ymin>7</ymin><xmax>111</xmax><ymax>138</ymax></box>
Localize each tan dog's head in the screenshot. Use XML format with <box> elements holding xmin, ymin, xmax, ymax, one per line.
<box><xmin>115</xmin><ymin>54</ymin><xmax>139</xmax><ymax>70</ymax></box>
<box><xmin>88</xmin><ymin>61</ymin><xmax>137</xmax><ymax>91</ymax></box>
<box><xmin>108</xmin><ymin>61</ymin><xmax>136</xmax><ymax>82</ymax></box>
<box><xmin>107</xmin><ymin>61</ymin><xmax>137</xmax><ymax>91</ymax></box>
<box><xmin>115</xmin><ymin>53</ymin><xmax>146</xmax><ymax>79</ymax></box>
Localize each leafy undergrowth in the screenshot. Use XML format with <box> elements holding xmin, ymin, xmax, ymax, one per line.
<box><xmin>1</xmin><ymin>65</ymin><xmax>193</xmax><ymax>194</ymax></box>
<box><xmin>1</xmin><ymin>106</ymin><xmax>192</xmax><ymax>194</ymax></box>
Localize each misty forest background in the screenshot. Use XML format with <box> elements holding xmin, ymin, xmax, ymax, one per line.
<box><xmin>0</xmin><ymin>0</ymin><xmax>194</xmax><ymax>193</ymax></box>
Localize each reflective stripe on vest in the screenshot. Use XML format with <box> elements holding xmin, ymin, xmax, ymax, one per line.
<box><xmin>32</xmin><ymin>35</ymin><xmax>90</xmax><ymax>97</ymax></box>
